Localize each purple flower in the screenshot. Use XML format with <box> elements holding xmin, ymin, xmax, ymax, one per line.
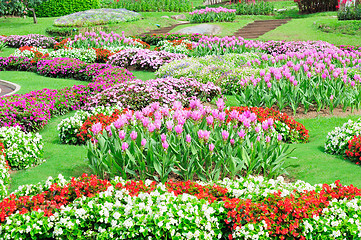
<box><xmin>230</xmin><ymin>139</ymin><xmax>235</xmax><ymax>145</ymax></box>
<box><xmin>277</xmin><ymin>134</ymin><xmax>283</xmax><ymax>141</ymax></box>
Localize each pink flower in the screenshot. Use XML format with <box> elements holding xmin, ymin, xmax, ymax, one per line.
<box><xmin>330</xmin><ymin>95</ymin><xmax>334</xmax><ymax>100</ymax></box>
<box><xmin>216</xmin><ymin>98</ymin><xmax>225</xmax><ymax>111</ymax></box>
<box><xmin>186</xmin><ymin>134</ymin><xmax>191</xmax><ymax>143</ymax></box>
<box><xmin>265</xmin><ymin>136</ymin><xmax>271</xmax><ymax>143</ymax></box>
<box><xmin>209</xmin><ymin>143</ymin><xmax>215</xmax><ymax>152</ymax></box>
<box><xmin>277</xmin><ymin>134</ymin><xmax>283</xmax><ymax>141</ymax></box>
<box><xmin>91</xmin><ymin>122</ymin><xmax>102</xmax><ymax>135</ymax></box>
<box><xmin>141</xmin><ymin>138</ymin><xmax>147</xmax><ymax>146</ymax></box>
<box><xmin>175</xmin><ymin>125</ymin><xmax>183</xmax><ymax>135</ymax></box>
<box><xmin>161</xmin><ymin>133</ymin><xmax>167</xmax><ymax>142</ymax></box>
<box><xmin>230</xmin><ymin>139</ymin><xmax>235</xmax><ymax>145</ymax></box>
<box><xmin>119</xmin><ymin>130</ymin><xmax>126</xmax><ymax>140</ymax></box>
<box><xmin>162</xmin><ymin>141</ymin><xmax>169</xmax><ymax>150</ymax></box>
<box><xmin>130</xmin><ymin>131</ymin><xmax>138</xmax><ymax>141</ymax></box>
<box><xmin>238</xmin><ymin>129</ymin><xmax>246</xmax><ymax>139</ymax></box>
<box><xmin>206</xmin><ymin>116</ymin><xmax>214</xmax><ymax>125</ymax></box>
<box><xmin>121</xmin><ymin>142</ymin><xmax>129</xmax><ymax>151</ymax></box>
<box><xmin>221</xmin><ymin>130</ymin><xmax>229</xmax><ymax>140</ymax></box>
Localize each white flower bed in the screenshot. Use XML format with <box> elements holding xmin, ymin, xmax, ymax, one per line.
<box><xmin>0</xmin><ymin>146</ymin><xmax>9</xmax><ymax>200</ymax></box>
<box><xmin>49</xmin><ymin>48</ymin><xmax>96</xmax><ymax>63</ymax></box>
<box><xmin>0</xmin><ymin>126</ymin><xmax>44</xmax><ymax>170</ymax></box>
<box><xmin>325</xmin><ymin>118</ymin><xmax>361</xmax><ymax>155</ymax></box>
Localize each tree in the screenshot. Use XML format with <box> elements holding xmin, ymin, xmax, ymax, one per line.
<box><xmin>1</xmin><ymin>0</ymin><xmax>43</xmax><ymax>24</ymax></box>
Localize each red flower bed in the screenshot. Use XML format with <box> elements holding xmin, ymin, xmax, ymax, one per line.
<box><xmin>224</xmin><ymin>180</ymin><xmax>361</xmax><ymax>239</ymax></box>
<box><xmin>0</xmin><ymin>174</ymin><xmax>111</xmax><ymax>222</ymax></box>
<box><xmin>155</xmin><ymin>39</ymin><xmax>193</xmax><ymax>51</ymax></box>
<box><xmin>19</xmin><ymin>46</ymin><xmax>50</xmax><ymax>63</ymax></box>
<box><xmin>93</xmin><ymin>48</ymin><xmax>116</xmax><ymax>63</ymax></box>
<box><xmin>227</xmin><ymin>106</ymin><xmax>309</xmax><ymax>143</ymax></box>
<box><xmin>345</xmin><ymin>135</ymin><xmax>361</xmax><ymax>164</ymax></box>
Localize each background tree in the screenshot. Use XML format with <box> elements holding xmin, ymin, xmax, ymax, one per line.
<box><xmin>0</xmin><ymin>0</ymin><xmax>43</xmax><ymax>24</ymax></box>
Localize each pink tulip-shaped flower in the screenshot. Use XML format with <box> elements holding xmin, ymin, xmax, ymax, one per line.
<box><xmin>91</xmin><ymin>122</ymin><xmax>102</xmax><ymax>135</ymax></box>
<box><xmin>141</xmin><ymin>138</ymin><xmax>147</xmax><ymax>146</ymax></box>
<box><xmin>122</xmin><ymin>142</ymin><xmax>129</xmax><ymax>151</ymax></box>
<box><xmin>209</xmin><ymin>143</ymin><xmax>215</xmax><ymax>152</ymax></box>
<box><xmin>119</xmin><ymin>130</ymin><xmax>126</xmax><ymax>140</ymax></box>
<box><xmin>130</xmin><ymin>131</ymin><xmax>138</xmax><ymax>141</ymax></box>
<box><xmin>186</xmin><ymin>134</ymin><xmax>191</xmax><ymax>143</ymax></box>
<box><xmin>162</xmin><ymin>141</ymin><xmax>169</xmax><ymax>151</ymax></box>
<box><xmin>222</xmin><ymin>130</ymin><xmax>229</xmax><ymax>141</ymax></box>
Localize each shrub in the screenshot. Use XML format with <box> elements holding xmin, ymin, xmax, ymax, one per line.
<box><xmin>87</xmin><ymin>100</ymin><xmax>288</xmax><ymax>182</ymax></box>
<box><xmin>107</xmin><ymin>48</ymin><xmax>186</xmax><ymax>71</ymax></box>
<box><xmin>53</xmin><ymin>8</ymin><xmax>141</xmax><ymax>27</ymax></box>
<box><xmin>338</xmin><ymin>4</ymin><xmax>361</xmax><ymax>20</ymax></box>
<box><xmin>325</xmin><ymin>118</ymin><xmax>361</xmax><ymax>155</ymax></box>
<box><xmin>37</xmin><ymin>58</ymin><xmax>87</xmax><ymax>79</ymax></box>
<box><xmin>135</xmin><ymin>33</ymin><xmax>205</xmax><ymax>45</ymax></box>
<box><xmin>105</xmin><ymin>0</ymin><xmax>192</xmax><ymax>12</ymax></box>
<box><xmin>3</xmin><ymin>34</ymin><xmax>57</xmax><ymax>48</ymax></box>
<box><xmin>188</xmin><ymin>7</ymin><xmax>236</xmax><ymax>23</ymax></box>
<box><xmin>0</xmin><ymin>126</ymin><xmax>43</xmax><ymax>170</ymax></box>
<box><xmin>0</xmin><ymin>142</ymin><xmax>10</xmax><ymax>199</ymax></box>
<box><xmin>84</xmin><ymin>77</ymin><xmax>221</xmax><ymax>111</ymax></box>
<box><xmin>0</xmin><ymin>56</ymin><xmax>36</xmax><ymax>72</ymax></box>
<box><xmin>294</xmin><ymin>0</ymin><xmax>338</xmax><ymax>13</ymax></box>
<box><xmin>233</xmin><ymin>1</ymin><xmax>274</xmax><ymax>15</ymax></box>
<box><xmin>45</xmin><ymin>26</ymin><xmax>78</xmax><ymax>37</ymax></box>
<box><xmin>35</xmin><ymin>0</ymin><xmax>101</xmax><ymax>17</ymax></box>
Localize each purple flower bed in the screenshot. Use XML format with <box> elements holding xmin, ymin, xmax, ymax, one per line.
<box><xmin>3</xmin><ymin>35</ymin><xmax>58</xmax><ymax>48</ymax></box>
<box><xmin>107</xmin><ymin>48</ymin><xmax>186</xmax><ymax>71</ymax></box>
<box><xmin>0</xmin><ymin>56</ymin><xmax>36</xmax><ymax>72</ymax></box>
<box><xmin>85</xmin><ymin>77</ymin><xmax>221</xmax><ymax>110</ymax></box>
<box><xmin>260</xmin><ymin>40</ymin><xmax>339</xmax><ymax>55</ymax></box>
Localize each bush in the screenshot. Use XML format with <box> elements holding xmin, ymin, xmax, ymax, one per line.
<box><xmin>0</xmin><ymin>126</ymin><xmax>43</xmax><ymax>170</ymax></box>
<box><xmin>188</xmin><ymin>7</ymin><xmax>236</xmax><ymax>23</ymax></box>
<box><xmin>53</xmin><ymin>8</ymin><xmax>141</xmax><ymax>27</ymax></box>
<box><xmin>104</xmin><ymin>0</ymin><xmax>192</xmax><ymax>12</ymax></box>
<box><xmin>0</xmin><ymin>142</ymin><xmax>10</xmax><ymax>199</ymax></box>
<box><xmin>338</xmin><ymin>4</ymin><xmax>361</xmax><ymax>20</ymax></box>
<box><xmin>135</xmin><ymin>33</ymin><xmax>205</xmax><ymax>45</ymax></box>
<box><xmin>35</xmin><ymin>0</ymin><xmax>101</xmax><ymax>17</ymax></box>
<box><xmin>294</xmin><ymin>0</ymin><xmax>338</xmax><ymax>13</ymax></box>
<box><xmin>107</xmin><ymin>48</ymin><xmax>186</xmax><ymax>71</ymax></box>
<box><xmin>46</xmin><ymin>26</ymin><xmax>78</xmax><ymax>37</ymax></box>
<box><xmin>233</xmin><ymin>1</ymin><xmax>274</xmax><ymax>15</ymax></box>
<box><xmin>3</xmin><ymin>34</ymin><xmax>57</xmax><ymax>48</ymax></box>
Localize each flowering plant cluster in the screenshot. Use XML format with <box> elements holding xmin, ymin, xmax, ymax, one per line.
<box><xmin>2</xmin><ymin>34</ymin><xmax>57</xmax><ymax>48</ymax></box>
<box><xmin>84</xmin><ymin>77</ymin><xmax>221</xmax><ymax>110</ymax></box>
<box><xmin>107</xmin><ymin>48</ymin><xmax>186</xmax><ymax>71</ymax></box>
<box><xmin>325</xmin><ymin>118</ymin><xmax>361</xmax><ymax>155</ymax></box>
<box><xmin>155</xmin><ymin>39</ymin><xmax>194</xmax><ymax>55</ymax></box>
<box><xmin>57</xmin><ymin>106</ymin><xmax>122</xmax><ymax>145</ymax></box>
<box><xmin>107</xmin><ymin>0</ymin><xmax>192</xmax><ymax>12</ymax></box>
<box><xmin>87</xmin><ymin>99</ymin><xmax>288</xmax><ymax>182</ymax></box>
<box><xmin>11</xmin><ymin>46</ymin><xmax>49</xmax><ymax>60</ymax></box>
<box><xmin>345</xmin><ymin>135</ymin><xmax>361</xmax><ymax>164</ymax></box>
<box><xmin>135</xmin><ymin>33</ymin><xmax>205</xmax><ymax>45</ymax></box>
<box><xmin>0</xmin><ymin>56</ymin><xmax>135</xmax><ymax>131</ymax></box>
<box><xmin>66</xmin><ymin>31</ymin><xmax>145</xmax><ymax>50</ymax></box>
<box><xmin>188</xmin><ymin>7</ymin><xmax>236</xmax><ymax>23</ymax></box>
<box><xmin>49</xmin><ymin>48</ymin><xmax>97</xmax><ymax>63</ymax></box>
<box><xmin>0</xmin><ymin>142</ymin><xmax>10</xmax><ymax>199</ymax></box>
<box><xmin>2</xmin><ymin>174</ymin><xmax>361</xmax><ymax>239</ymax></box>
<box><xmin>228</xmin><ymin>106</ymin><xmax>309</xmax><ymax>143</ymax></box>
<box><xmin>339</xmin><ymin>44</ymin><xmax>361</xmax><ymax>53</ymax></box>
<box><xmin>0</xmin><ymin>126</ymin><xmax>43</xmax><ymax>170</ymax></box>
<box><xmin>53</xmin><ymin>8</ymin><xmax>141</xmax><ymax>27</ymax></box>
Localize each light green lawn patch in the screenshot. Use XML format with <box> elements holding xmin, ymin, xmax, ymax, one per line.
<box><xmin>130</xmin><ymin>70</ymin><xmax>156</xmax><ymax>80</ymax></box>
<box><xmin>0</xmin><ymin>71</ymin><xmax>81</xmax><ymax>94</ymax></box>
<box><xmin>260</xmin><ymin>15</ymin><xmax>361</xmax><ymax>46</ymax></box>
<box><xmin>0</xmin><ymin>17</ymin><xmax>56</xmax><ymax>36</ymax></box>
<box><xmin>9</xmin><ymin>112</ymin><xmax>90</xmax><ymax>192</ymax></box>
<box><xmin>0</xmin><ymin>48</ymin><xmax>13</xmax><ymax>58</ymax></box>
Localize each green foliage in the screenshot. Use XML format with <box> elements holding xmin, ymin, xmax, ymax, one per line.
<box><xmin>233</xmin><ymin>1</ymin><xmax>274</xmax><ymax>15</ymax></box>
<box><xmin>35</xmin><ymin>0</ymin><xmax>101</xmax><ymax>17</ymax></box>
<box><xmin>0</xmin><ymin>0</ymin><xmax>26</xmax><ymax>16</ymax></box>
<box><xmin>295</xmin><ymin>0</ymin><xmax>338</xmax><ymax>14</ymax></box>
<box><xmin>103</xmin><ymin>0</ymin><xmax>192</xmax><ymax>12</ymax></box>
<box><xmin>316</xmin><ymin>19</ymin><xmax>361</xmax><ymax>35</ymax></box>
<box><xmin>46</xmin><ymin>26</ymin><xmax>78</xmax><ymax>37</ymax></box>
<box><xmin>338</xmin><ymin>5</ymin><xmax>361</xmax><ymax>20</ymax></box>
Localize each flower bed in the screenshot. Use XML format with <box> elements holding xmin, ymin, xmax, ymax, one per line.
<box><xmin>0</xmin><ymin>126</ymin><xmax>43</xmax><ymax>170</ymax></box>
<box><xmin>2</xmin><ymin>34</ymin><xmax>57</xmax><ymax>48</ymax></box>
<box><xmin>325</xmin><ymin>118</ymin><xmax>361</xmax><ymax>155</ymax></box>
<box><xmin>106</xmin><ymin>0</ymin><xmax>192</xmax><ymax>12</ymax></box>
<box><xmin>189</xmin><ymin>7</ymin><xmax>236</xmax><ymax>23</ymax></box>
<box><xmin>107</xmin><ymin>48</ymin><xmax>186</xmax><ymax>71</ymax></box>
<box><xmin>86</xmin><ymin>100</ymin><xmax>288</xmax><ymax>181</ymax></box>
<box><xmin>0</xmin><ymin>142</ymin><xmax>10</xmax><ymax>199</ymax></box>
<box><xmin>2</xmin><ymin>174</ymin><xmax>361</xmax><ymax>239</ymax></box>
<box><xmin>155</xmin><ymin>39</ymin><xmax>194</xmax><ymax>55</ymax></box>
<box><xmin>53</xmin><ymin>8</ymin><xmax>141</xmax><ymax>27</ymax></box>
<box><xmin>135</xmin><ymin>33</ymin><xmax>205</xmax><ymax>45</ymax></box>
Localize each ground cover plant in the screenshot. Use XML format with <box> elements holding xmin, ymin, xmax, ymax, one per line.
<box><xmin>2</xmin><ymin>174</ymin><xmax>361</xmax><ymax>239</ymax></box>
<box><xmin>188</xmin><ymin>7</ymin><xmax>236</xmax><ymax>23</ymax></box>
<box><xmin>338</xmin><ymin>3</ymin><xmax>361</xmax><ymax>20</ymax></box>
<box><xmin>53</xmin><ymin>8</ymin><xmax>141</xmax><ymax>27</ymax></box>
<box><xmin>104</xmin><ymin>0</ymin><xmax>192</xmax><ymax>12</ymax></box>
<box><xmin>316</xmin><ymin>18</ymin><xmax>361</xmax><ymax>35</ymax></box>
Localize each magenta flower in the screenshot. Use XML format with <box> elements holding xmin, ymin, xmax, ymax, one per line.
<box><xmin>238</xmin><ymin>129</ymin><xmax>246</xmax><ymax>139</ymax></box>
<box><xmin>221</xmin><ymin>130</ymin><xmax>229</xmax><ymax>140</ymax></box>
<box><xmin>277</xmin><ymin>134</ymin><xmax>283</xmax><ymax>141</ymax></box>
<box><xmin>162</xmin><ymin>141</ymin><xmax>169</xmax><ymax>150</ymax></box>
<box><xmin>91</xmin><ymin>122</ymin><xmax>102</xmax><ymax>135</ymax></box>
<box><xmin>265</xmin><ymin>136</ymin><xmax>271</xmax><ymax>143</ymax></box>
<box><xmin>130</xmin><ymin>131</ymin><xmax>138</xmax><ymax>141</ymax></box>
<box><xmin>161</xmin><ymin>133</ymin><xmax>167</xmax><ymax>142</ymax></box>
<box><xmin>121</xmin><ymin>142</ymin><xmax>129</xmax><ymax>151</ymax></box>
<box><xmin>230</xmin><ymin>139</ymin><xmax>235</xmax><ymax>145</ymax></box>
<box><xmin>209</xmin><ymin>143</ymin><xmax>215</xmax><ymax>152</ymax></box>
<box><xmin>174</xmin><ymin>124</ymin><xmax>183</xmax><ymax>135</ymax></box>
<box><xmin>186</xmin><ymin>134</ymin><xmax>191</xmax><ymax>143</ymax></box>
<box><xmin>141</xmin><ymin>138</ymin><xmax>147</xmax><ymax>146</ymax></box>
<box><xmin>119</xmin><ymin>130</ymin><xmax>126</xmax><ymax>140</ymax></box>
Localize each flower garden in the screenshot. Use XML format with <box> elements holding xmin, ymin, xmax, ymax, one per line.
<box><xmin>1</xmin><ymin>0</ymin><xmax>361</xmax><ymax>239</ymax></box>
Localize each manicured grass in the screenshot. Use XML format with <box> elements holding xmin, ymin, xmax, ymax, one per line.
<box><xmin>130</xmin><ymin>70</ymin><xmax>156</xmax><ymax>80</ymax></box>
<box><xmin>0</xmin><ymin>16</ymin><xmax>56</xmax><ymax>36</ymax></box>
<box><xmin>260</xmin><ymin>15</ymin><xmax>361</xmax><ymax>46</ymax></box>
<box><xmin>170</xmin><ymin>18</ymin><xmax>252</xmax><ymax>36</ymax></box>
<box><xmin>315</xmin><ymin>19</ymin><xmax>361</xmax><ymax>36</ymax></box>
<box><xmin>0</xmin><ymin>71</ymin><xmax>82</xmax><ymax>94</ymax></box>
<box><xmin>0</xmin><ymin>48</ymin><xmax>13</xmax><ymax>58</ymax></box>
<box><xmin>9</xmin><ymin>112</ymin><xmax>90</xmax><ymax>192</ymax></box>
<box><xmin>288</xmin><ymin>115</ymin><xmax>361</xmax><ymax>187</ymax></box>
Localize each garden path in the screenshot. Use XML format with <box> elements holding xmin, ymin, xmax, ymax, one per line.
<box><xmin>0</xmin><ymin>84</ymin><xmax>13</xmax><ymax>96</ymax></box>
<box><xmin>0</xmin><ymin>80</ymin><xmax>20</xmax><ymax>96</ymax></box>
<box><xmin>234</xmin><ymin>19</ymin><xmax>291</xmax><ymax>38</ymax></box>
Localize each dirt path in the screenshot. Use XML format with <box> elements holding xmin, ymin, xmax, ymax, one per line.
<box><xmin>234</xmin><ymin>19</ymin><xmax>290</xmax><ymax>39</ymax></box>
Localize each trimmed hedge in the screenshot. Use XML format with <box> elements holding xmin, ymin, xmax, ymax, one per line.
<box><xmin>35</xmin><ymin>0</ymin><xmax>101</xmax><ymax>17</ymax></box>
<box><xmin>295</xmin><ymin>0</ymin><xmax>338</xmax><ymax>13</ymax></box>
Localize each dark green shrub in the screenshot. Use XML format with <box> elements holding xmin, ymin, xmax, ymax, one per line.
<box><xmin>105</xmin><ymin>0</ymin><xmax>191</xmax><ymax>12</ymax></box>
<box><xmin>295</xmin><ymin>0</ymin><xmax>338</xmax><ymax>14</ymax></box>
<box><xmin>196</xmin><ymin>1</ymin><xmax>274</xmax><ymax>15</ymax></box>
<box><xmin>338</xmin><ymin>5</ymin><xmax>361</xmax><ymax>20</ymax></box>
<box><xmin>35</xmin><ymin>0</ymin><xmax>101</xmax><ymax>17</ymax></box>
<box><xmin>46</xmin><ymin>26</ymin><xmax>79</xmax><ymax>37</ymax></box>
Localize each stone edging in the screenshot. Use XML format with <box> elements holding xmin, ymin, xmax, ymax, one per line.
<box><xmin>0</xmin><ymin>79</ymin><xmax>21</xmax><ymax>96</ymax></box>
